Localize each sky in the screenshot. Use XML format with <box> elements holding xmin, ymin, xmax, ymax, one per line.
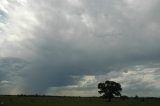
<box><xmin>0</xmin><ymin>0</ymin><xmax>160</xmax><ymax>97</ymax></box>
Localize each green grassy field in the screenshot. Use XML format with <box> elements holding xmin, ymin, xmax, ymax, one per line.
<box><xmin>0</xmin><ymin>96</ymin><xmax>160</xmax><ymax>106</ymax></box>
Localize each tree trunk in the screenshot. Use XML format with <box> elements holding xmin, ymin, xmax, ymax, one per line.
<box><xmin>108</xmin><ymin>97</ymin><xmax>111</xmax><ymax>102</ymax></box>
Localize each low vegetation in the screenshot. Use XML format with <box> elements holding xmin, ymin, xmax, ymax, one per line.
<box><xmin>0</xmin><ymin>95</ymin><xmax>160</xmax><ymax>106</ymax></box>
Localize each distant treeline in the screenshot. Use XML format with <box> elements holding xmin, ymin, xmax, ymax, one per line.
<box><xmin>0</xmin><ymin>94</ymin><xmax>160</xmax><ymax>100</ymax></box>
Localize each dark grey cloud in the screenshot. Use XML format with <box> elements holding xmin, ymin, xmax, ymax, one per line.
<box><xmin>0</xmin><ymin>57</ymin><xmax>28</xmax><ymax>94</ymax></box>
<box><xmin>0</xmin><ymin>0</ymin><xmax>160</xmax><ymax>96</ymax></box>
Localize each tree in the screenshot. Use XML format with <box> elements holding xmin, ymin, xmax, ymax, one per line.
<box><xmin>98</xmin><ymin>80</ymin><xmax>122</xmax><ymax>102</ymax></box>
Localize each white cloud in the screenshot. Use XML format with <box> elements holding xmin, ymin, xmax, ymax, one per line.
<box><xmin>45</xmin><ymin>75</ymin><xmax>98</xmax><ymax>97</ymax></box>
<box><xmin>0</xmin><ymin>0</ymin><xmax>38</xmax><ymax>58</ymax></box>
<box><xmin>106</xmin><ymin>66</ymin><xmax>160</xmax><ymax>97</ymax></box>
<box><xmin>1</xmin><ymin>80</ymin><xmax>9</xmax><ymax>84</ymax></box>
<box><xmin>79</xmin><ymin>76</ymin><xmax>97</xmax><ymax>87</ymax></box>
<box><xmin>67</xmin><ymin>0</ymin><xmax>82</xmax><ymax>7</ymax></box>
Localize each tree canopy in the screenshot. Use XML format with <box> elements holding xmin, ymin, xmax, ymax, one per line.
<box><xmin>98</xmin><ymin>80</ymin><xmax>122</xmax><ymax>102</ymax></box>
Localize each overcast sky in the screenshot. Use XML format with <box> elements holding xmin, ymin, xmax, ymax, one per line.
<box><xmin>0</xmin><ymin>0</ymin><xmax>160</xmax><ymax>97</ymax></box>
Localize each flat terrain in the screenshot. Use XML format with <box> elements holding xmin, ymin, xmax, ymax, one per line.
<box><xmin>0</xmin><ymin>95</ymin><xmax>160</xmax><ymax>106</ymax></box>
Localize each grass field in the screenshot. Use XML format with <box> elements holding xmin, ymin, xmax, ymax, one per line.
<box><xmin>0</xmin><ymin>95</ymin><xmax>160</xmax><ymax>106</ymax></box>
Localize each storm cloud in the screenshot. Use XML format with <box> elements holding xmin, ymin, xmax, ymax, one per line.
<box><xmin>0</xmin><ymin>0</ymin><xmax>160</xmax><ymax>96</ymax></box>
